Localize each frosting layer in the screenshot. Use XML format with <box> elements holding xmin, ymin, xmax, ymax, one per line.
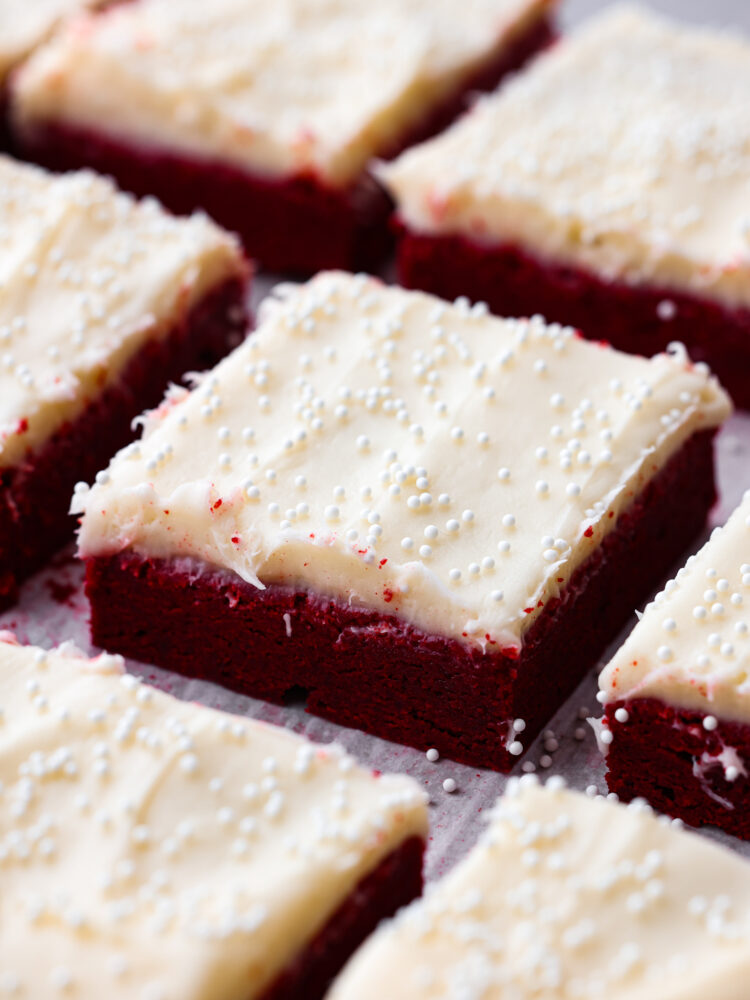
<box><xmin>600</xmin><ymin>492</ymin><xmax>750</xmax><ymax>723</ymax></box>
<box><xmin>13</xmin><ymin>0</ymin><xmax>553</xmax><ymax>185</ymax></box>
<box><xmin>0</xmin><ymin>0</ymin><xmax>104</xmax><ymax>84</ymax></box>
<box><xmin>75</xmin><ymin>272</ymin><xmax>730</xmax><ymax>650</ymax></box>
<box><xmin>0</xmin><ymin>634</ymin><xmax>427</xmax><ymax>999</ymax></box>
<box><xmin>383</xmin><ymin>4</ymin><xmax>750</xmax><ymax>309</ymax></box>
<box><xmin>0</xmin><ymin>156</ymin><xmax>245</xmax><ymax>470</ymax></box>
<box><xmin>330</xmin><ymin>778</ymin><xmax>750</xmax><ymax>1000</ymax></box>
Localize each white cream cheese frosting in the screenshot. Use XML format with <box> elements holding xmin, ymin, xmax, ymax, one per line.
<box><xmin>382</xmin><ymin>4</ymin><xmax>750</xmax><ymax>310</ymax></box>
<box><xmin>0</xmin><ymin>633</ymin><xmax>427</xmax><ymax>1000</ymax></box>
<box><xmin>12</xmin><ymin>0</ymin><xmax>554</xmax><ymax>186</ymax></box>
<box><xmin>74</xmin><ymin>272</ymin><xmax>730</xmax><ymax>651</ymax></box>
<box><xmin>599</xmin><ymin>492</ymin><xmax>750</xmax><ymax>724</ymax></box>
<box><xmin>0</xmin><ymin>0</ymin><xmax>105</xmax><ymax>85</ymax></box>
<box><xmin>0</xmin><ymin>156</ymin><xmax>245</xmax><ymax>471</ymax></box>
<box><xmin>329</xmin><ymin>778</ymin><xmax>750</xmax><ymax>1000</ymax></box>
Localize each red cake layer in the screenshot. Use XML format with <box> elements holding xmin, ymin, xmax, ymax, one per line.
<box><xmin>0</xmin><ymin>276</ymin><xmax>248</xmax><ymax>612</ymax></box>
<box><xmin>604</xmin><ymin>698</ymin><xmax>750</xmax><ymax>841</ymax></box>
<box><xmin>260</xmin><ymin>835</ymin><xmax>424</xmax><ymax>1000</ymax></box>
<box><xmin>85</xmin><ymin>429</ymin><xmax>717</xmax><ymax>772</ymax></box>
<box><xmin>395</xmin><ymin>227</ymin><xmax>750</xmax><ymax>408</ymax></box>
<box><xmin>0</xmin><ymin>86</ymin><xmax>9</xmax><ymax>152</ymax></box>
<box><xmin>14</xmin><ymin>17</ymin><xmax>554</xmax><ymax>275</ymax></box>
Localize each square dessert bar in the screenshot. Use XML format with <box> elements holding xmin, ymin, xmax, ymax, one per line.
<box><xmin>0</xmin><ymin>1</ymin><xmax>106</xmax><ymax>149</ymax></box>
<box><xmin>383</xmin><ymin>4</ymin><xmax>750</xmax><ymax>407</ymax></box>
<box><xmin>0</xmin><ymin>633</ymin><xmax>427</xmax><ymax>1000</ymax></box>
<box><xmin>74</xmin><ymin>273</ymin><xmax>730</xmax><ymax>771</ymax></box>
<box><xmin>329</xmin><ymin>777</ymin><xmax>750</xmax><ymax>999</ymax></box>
<box><xmin>0</xmin><ymin>156</ymin><xmax>249</xmax><ymax>611</ymax></box>
<box><xmin>599</xmin><ymin>492</ymin><xmax>750</xmax><ymax>840</ymax></box>
<box><xmin>10</xmin><ymin>0</ymin><xmax>556</xmax><ymax>274</ymax></box>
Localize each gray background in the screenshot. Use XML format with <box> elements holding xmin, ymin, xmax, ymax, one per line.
<box><xmin>564</xmin><ymin>0</ymin><xmax>749</xmax><ymax>28</ymax></box>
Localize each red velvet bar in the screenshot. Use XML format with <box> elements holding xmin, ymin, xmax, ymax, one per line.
<box><xmin>14</xmin><ymin>17</ymin><xmax>554</xmax><ymax>275</ymax></box>
<box><xmin>84</xmin><ymin>429</ymin><xmax>717</xmax><ymax>771</ymax></box>
<box><xmin>0</xmin><ymin>277</ymin><xmax>248</xmax><ymax>610</ymax></box>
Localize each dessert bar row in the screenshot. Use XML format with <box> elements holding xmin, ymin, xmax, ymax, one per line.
<box><xmin>69</xmin><ymin>270</ymin><xmax>750</xmax><ymax>842</ymax></box>
<box><xmin>3</xmin><ymin>2</ymin><xmax>750</xmax><ymax>404</ymax></box>
<box><xmin>1</xmin><ymin>634</ymin><xmax>749</xmax><ymax>999</ymax></box>
<box><xmin>0</xmin><ymin>0</ymin><xmax>556</xmax><ymax>270</ymax></box>
<box><xmin>0</xmin><ymin>153</ymin><xmax>747</xmax><ymax>845</ymax></box>
<box><xmin>0</xmin><ymin>152</ymin><xmax>728</xmax><ymax>758</ymax></box>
